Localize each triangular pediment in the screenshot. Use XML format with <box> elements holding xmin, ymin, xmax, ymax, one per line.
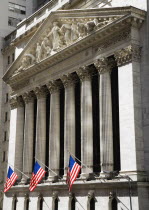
<box><xmin>3</xmin><ymin>6</ymin><xmax>146</xmax><ymax>86</ymax></box>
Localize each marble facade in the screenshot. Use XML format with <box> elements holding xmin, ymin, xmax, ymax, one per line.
<box><xmin>2</xmin><ymin>2</ymin><xmax>149</xmax><ymax>210</ymax></box>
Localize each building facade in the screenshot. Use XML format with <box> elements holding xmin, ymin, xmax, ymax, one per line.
<box><xmin>1</xmin><ymin>0</ymin><xmax>149</xmax><ymax>209</ymax></box>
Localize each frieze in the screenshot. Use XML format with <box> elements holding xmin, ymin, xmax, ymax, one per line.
<box><xmin>3</xmin><ymin>7</ymin><xmax>146</xmax><ymax>88</ymax></box>
<box><xmin>13</xmin><ymin>17</ymin><xmax>119</xmax><ymax>76</ymax></box>
<box><xmin>114</xmin><ymin>44</ymin><xmax>141</xmax><ymax>66</ymax></box>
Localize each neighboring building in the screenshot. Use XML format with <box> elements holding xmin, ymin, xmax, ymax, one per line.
<box><xmin>0</xmin><ymin>0</ymin><xmax>36</xmax><ymax>208</ymax></box>
<box><xmin>1</xmin><ymin>0</ymin><xmax>149</xmax><ymax>209</ymax></box>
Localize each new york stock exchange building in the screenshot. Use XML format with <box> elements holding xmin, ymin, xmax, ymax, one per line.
<box><xmin>2</xmin><ymin>0</ymin><xmax>149</xmax><ymax>209</ymax></box>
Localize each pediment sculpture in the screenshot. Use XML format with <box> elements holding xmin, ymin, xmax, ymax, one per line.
<box><xmin>14</xmin><ymin>16</ymin><xmax>118</xmax><ymax>75</ymax></box>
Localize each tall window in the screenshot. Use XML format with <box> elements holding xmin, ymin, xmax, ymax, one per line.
<box><xmin>55</xmin><ymin>198</ymin><xmax>58</xmax><ymax>210</ymax></box>
<box><xmin>13</xmin><ymin>198</ymin><xmax>17</xmax><ymax>210</ymax></box>
<box><xmin>90</xmin><ymin>198</ymin><xmax>95</xmax><ymax>210</ymax></box>
<box><xmin>71</xmin><ymin>197</ymin><xmax>75</xmax><ymax>210</ymax></box>
<box><xmin>39</xmin><ymin>198</ymin><xmax>43</xmax><ymax>210</ymax></box>
<box><xmin>8</xmin><ymin>56</ymin><xmax>10</xmax><ymax>65</ymax></box>
<box><xmin>112</xmin><ymin>198</ymin><xmax>117</xmax><ymax>210</ymax></box>
<box><xmin>26</xmin><ymin>199</ymin><xmax>29</xmax><ymax>210</ymax></box>
<box><xmin>2</xmin><ymin>152</ymin><xmax>6</xmax><ymax>162</ymax></box>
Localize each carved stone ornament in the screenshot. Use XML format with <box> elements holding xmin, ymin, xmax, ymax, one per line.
<box><xmin>22</xmin><ymin>92</ymin><xmax>35</xmax><ymax>104</ymax></box>
<box><xmin>3</xmin><ymin>7</ymin><xmax>146</xmax><ymax>88</ymax></box>
<box><xmin>12</xmin><ymin>16</ymin><xmax>120</xmax><ymax>75</ymax></box>
<box><xmin>114</xmin><ymin>44</ymin><xmax>141</xmax><ymax>66</ymax></box>
<box><xmin>9</xmin><ymin>96</ymin><xmax>24</xmax><ymax>109</ymax></box>
<box><xmin>46</xmin><ymin>80</ymin><xmax>62</xmax><ymax>94</ymax></box>
<box><xmin>34</xmin><ymin>86</ymin><xmax>48</xmax><ymax>98</ymax></box>
<box><xmin>94</xmin><ymin>58</ymin><xmax>113</xmax><ymax>74</ymax></box>
<box><xmin>77</xmin><ymin>66</ymin><xmax>93</xmax><ymax>81</ymax></box>
<box><xmin>61</xmin><ymin>73</ymin><xmax>77</xmax><ymax>88</ymax></box>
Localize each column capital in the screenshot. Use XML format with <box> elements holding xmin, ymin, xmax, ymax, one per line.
<box><xmin>22</xmin><ymin>92</ymin><xmax>35</xmax><ymax>104</ymax></box>
<box><xmin>94</xmin><ymin>58</ymin><xmax>114</xmax><ymax>74</ymax></box>
<box><xmin>34</xmin><ymin>86</ymin><xmax>48</xmax><ymax>99</ymax></box>
<box><xmin>77</xmin><ymin>66</ymin><xmax>93</xmax><ymax>81</ymax></box>
<box><xmin>47</xmin><ymin>80</ymin><xmax>62</xmax><ymax>94</ymax></box>
<box><xmin>61</xmin><ymin>74</ymin><xmax>77</xmax><ymax>88</ymax></box>
<box><xmin>114</xmin><ymin>44</ymin><xmax>141</xmax><ymax>67</ymax></box>
<box><xmin>10</xmin><ymin>96</ymin><xmax>24</xmax><ymax>109</ymax></box>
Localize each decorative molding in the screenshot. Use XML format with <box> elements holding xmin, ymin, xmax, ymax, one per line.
<box><xmin>114</xmin><ymin>44</ymin><xmax>141</xmax><ymax>66</ymax></box>
<box><xmin>77</xmin><ymin>66</ymin><xmax>94</xmax><ymax>81</ymax></box>
<box><xmin>22</xmin><ymin>92</ymin><xmax>35</xmax><ymax>104</ymax></box>
<box><xmin>9</xmin><ymin>96</ymin><xmax>24</xmax><ymax>109</ymax></box>
<box><xmin>94</xmin><ymin>58</ymin><xmax>115</xmax><ymax>74</ymax></box>
<box><xmin>34</xmin><ymin>86</ymin><xmax>48</xmax><ymax>98</ymax></box>
<box><xmin>47</xmin><ymin>80</ymin><xmax>62</xmax><ymax>94</ymax></box>
<box><xmin>61</xmin><ymin>73</ymin><xmax>77</xmax><ymax>88</ymax></box>
<box><xmin>3</xmin><ymin>7</ymin><xmax>146</xmax><ymax>88</ymax></box>
<box><xmin>97</xmin><ymin>29</ymin><xmax>130</xmax><ymax>52</ymax></box>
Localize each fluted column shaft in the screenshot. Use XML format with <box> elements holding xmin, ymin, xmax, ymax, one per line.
<box><xmin>61</xmin><ymin>74</ymin><xmax>76</xmax><ymax>176</ymax></box>
<box><xmin>34</xmin><ymin>86</ymin><xmax>47</xmax><ymax>168</ymax></box>
<box><xmin>14</xmin><ymin>97</ymin><xmax>25</xmax><ymax>179</ymax></box>
<box><xmin>77</xmin><ymin>66</ymin><xmax>93</xmax><ymax>177</ymax></box>
<box><xmin>47</xmin><ymin>81</ymin><xmax>61</xmax><ymax>180</ymax></box>
<box><xmin>22</xmin><ymin>92</ymin><xmax>35</xmax><ymax>180</ymax></box>
<box><xmin>95</xmin><ymin>58</ymin><xmax>114</xmax><ymax>172</ymax></box>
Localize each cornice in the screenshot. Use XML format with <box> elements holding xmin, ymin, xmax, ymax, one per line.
<box><xmin>3</xmin><ymin>7</ymin><xmax>146</xmax><ymax>89</ymax></box>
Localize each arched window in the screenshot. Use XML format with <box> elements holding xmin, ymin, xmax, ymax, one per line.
<box><xmin>90</xmin><ymin>198</ymin><xmax>95</xmax><ymax>210</ymax></box>
<box><xmin>39</xmin><ymin>198</ymin><xmax>43</xmax><ymax>210</ymax></box>
<box><xmin>112</xmin><ymin>198</ymin><xmax>117</xmax><ymax>210</ymax></box>
<box><xmin>71</xmin><ymin>197</ymin><xmax>75</xmax><ymax>210</ymax></box>
<box><xmin>55</xmin><ymin>198</ymin><xmax>58</xmax><ymax>210</ymax></box>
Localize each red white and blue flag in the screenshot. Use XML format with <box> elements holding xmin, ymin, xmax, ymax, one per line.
<box><xmin>67</xmin><ymin>155</ymin><xmax>81</xmax><ymax>191</ymax></box>
<box><xmin>29</xmin><ymin>161</ymin><xmax>46</xmax><ymax>192</ymax></box>
<box><xmin>4</xmin><ymin>166</ymin><xmax>18</xmax><ymax>192</ymax></box>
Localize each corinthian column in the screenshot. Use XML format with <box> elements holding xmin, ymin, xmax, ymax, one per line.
<box><xmin>47</xmin><ymin>81</ymin><xmax>61</xmax><ymax>181</ymax></box>
<box><xmin>61</xmin><ymin>74</ymin><xmax>76</xmax><ymax>177</ymax></box>
<box><xmin>14</xmin><ymin>97</ymin><xmax>25</xmax><ymax>180</ymax></box>
<box><xmin>94</xmin><ymin>58</ymin><xmax>113</xmax><ymax>173</ymax></box>
<box><xmin>9</xmin><ymin>96</ymin><xmax>24</xmax><ymax>180</ymax></box>
<box><xmin>77</xmin><ymin>66</ymin><xmax>93</xmax><ymax>178</ymax></box>
<box><xmin>22</xmin><ymin>92</ymin><xmax>35</xmax><ymax>182</ymax></box>
<box><xmin>34</xmin><ymin>86</ymin><xmax>47</xmax><ymax>168</ymax></box>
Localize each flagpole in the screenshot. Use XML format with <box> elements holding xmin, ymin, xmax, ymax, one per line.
<box><xmin>7</xmin><ymin>161</ymin><xmax>30</xmax><ymax>179</ymax></box>
<box><xmin>35</xmin><ymin>157</ymin><xmax>62</xmax><ymax>179</ymax></box>
<box><xmin>68</xmin><ymin>151</ymin><xmax>92</xmax><ymax>172</ymax></box>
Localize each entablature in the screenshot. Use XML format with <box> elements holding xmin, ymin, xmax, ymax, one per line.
<box><xmin>3</xmin><ymin>6</ymin><xmax>146</xmax><ymax>92</ymax></box>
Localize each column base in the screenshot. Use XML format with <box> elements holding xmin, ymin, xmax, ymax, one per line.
<box><xmin>48</xmin><ymin>175</ymin><xmax>59</xmax><ymax>183</ymax></box>
<box><xmin>81</xmin><ymin>173</ymin><xmax>95</xmax><ymax>181</ymax></box>
<box><xmin>20</xmin><ymin>177</ymin><xmax>29</xmax><ymax>185</ymax></box>
<box><xmin>99</xmin><ymin>170</ymin><xmax>117</xmax><ymax>180</ymax></box>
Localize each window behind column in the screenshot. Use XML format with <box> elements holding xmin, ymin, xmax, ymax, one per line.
<box><xmin>111</xmin><ymin>62</ymin><xmax>121</xmax><ymax>171</ymax></box>
<box><xmin>112</xmin><ymin>198</ymin><xmax>118</xmax><ymax>210</ymax></box>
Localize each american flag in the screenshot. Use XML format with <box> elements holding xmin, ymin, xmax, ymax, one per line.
<box><xmin>4</xmin><ymin>166</ymin><xmax>18</xmax><ymax>192</ymax></box>
<box><xmin>67</xmin><ymin>155</ymin><xmax>81</xmax><ymax>191</ymax></box>
<box><xmin>29</xmin><ymin>161</ymin><xmax>46</xmax><ymax>192</ymax></box>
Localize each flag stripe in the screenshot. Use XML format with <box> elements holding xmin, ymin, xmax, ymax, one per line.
<box><xmin>29</xmin><ymin>161</ymin><xmax>46</xmax><ymax>192</ymax></box>
<box><xmin>66</xmin><ymin>156</ymin><xmax>81</xmax><ymax>191</ymax></box>
<box><xmin>4</xmin><ymin>167</ymin><xmax>18</xmax><ymax>193</ymax></box>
